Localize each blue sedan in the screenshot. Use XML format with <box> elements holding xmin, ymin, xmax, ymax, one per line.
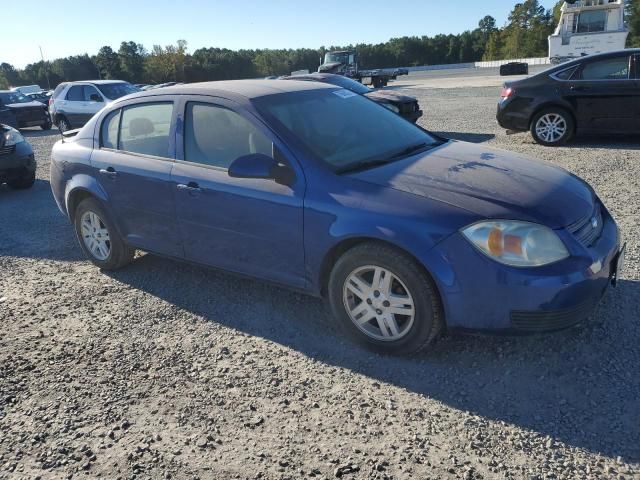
<box><xmin>50</xmin><ymin>80</ymin><xmax>624</xmax><ymax>355</ymax></box>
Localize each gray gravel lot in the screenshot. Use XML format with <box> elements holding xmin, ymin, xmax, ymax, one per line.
<box><xmin>1</xmin><ymin>75</ymin><xmax>639</xmax><ymax>479</ymax></box>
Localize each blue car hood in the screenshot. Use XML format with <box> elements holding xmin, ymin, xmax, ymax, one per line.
<box><xmin>351</xmin><ymin>141</ymin><xmax>594</xmax><ymax>229</ymax></box>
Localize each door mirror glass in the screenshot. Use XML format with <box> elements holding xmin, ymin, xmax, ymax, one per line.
<box><xmin>228</xmin><ymin>154</ymin><xmax>277</xmax><ymax>179</ymax></box>
<box><xmin>90</xmin><ymin>93</ymin><xmax>103</xmax><ymax>103</ymax></box>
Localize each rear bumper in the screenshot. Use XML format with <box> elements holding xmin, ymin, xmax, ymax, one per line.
<box><xmin>0</xmin><ymin>142</ymin><xmax>36</xmax><ymax>182</ymax></box>
<box><xmin>496</xmin><ymin>100</ymin><xmax>531</xmax><ymax>132</ymax></box>
<box><xmin>422</xmin><ymin>208</ymin><xmax>621</xmax><ymax>333</ymax></box>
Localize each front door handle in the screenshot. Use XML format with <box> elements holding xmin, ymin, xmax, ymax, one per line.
<box><xmin>177</xmin><ymin>181</ymin><xmax>202</xmax><ymax>193</ymax></box>
<box><xmin>99</xmin><ymin>167</ymin><xmax>118</xmax><ymax>178</ymax></box>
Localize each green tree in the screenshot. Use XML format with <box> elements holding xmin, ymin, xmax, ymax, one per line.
<box><xmin>627</xmin><ymin>0</ymin><xmax>640</xmax><ymax>47</ymax></box>
<box><xmin>118</xmin><ymin>41</ymin><xmax>146</xmax><ymax>82</ymax></box>
<box><xmin>95</xmin><ymin>46</ymin><xmax>122</xmax><ymax>79</ymax></box>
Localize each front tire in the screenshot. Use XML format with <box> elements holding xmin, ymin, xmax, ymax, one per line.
<box><xmin>73</xmin><ymin>197</ymin><xmax>134</xmax><ymax>270</ymax></box>
<box><xmin>328</xmin><ymin>242</ymin><xmax>443</xmax><ymax>355</ymax></box>
<box><xmin>530</xmin><ymin>108</ymin><xmax>574</xmax><ymax>146</ymax></box>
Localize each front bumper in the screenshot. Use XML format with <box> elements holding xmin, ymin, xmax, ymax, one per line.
<box><xmin>423</xmin><ymin>208</ymin><xmax>621</xmax><ymax>333</ymax></box>
<box><xmin>0</xmin><ymin>141</ymin><xmax>36</xmax><ymax>183</ymax></box>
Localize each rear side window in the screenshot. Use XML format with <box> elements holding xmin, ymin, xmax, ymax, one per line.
<box><xmin>118</xmin><ymin>102</ymin><xmax>173</xmax><ymax>158</ymax></box>
<box><xmin>580</xmin><ymin>57</ymin><xmax>630</xmax><ymax>80</ymax></box>
<box><xmin>66</xmin><ymin>86</ymin><xmax>84</xmax><ymax>101</ymax></box>
<box><xmin>553</xmin><ymin>66</ymin><xmax>578</xmax><ymax>81</ymax></box>
<box><xmin>101</xmin><ymin>109</ymin><xmax>120</xmax><ymax>149</ymax></box>
<box><xmin>52</xmin><ymin>83</ymin><xmax>67</xmax><ymax>99</ymax></box>
<box><xmin>184</xmin><ymin>102</ymin><xmax>273</xmax><ymax>169</ymax></box>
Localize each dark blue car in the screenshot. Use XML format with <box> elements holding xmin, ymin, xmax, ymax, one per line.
<box><xmin>50</xmin><ymin>80</ymin><xmax>624</xmax><ymax>355</ymax></box>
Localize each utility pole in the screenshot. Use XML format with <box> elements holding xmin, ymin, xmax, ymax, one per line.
<box><xmin>39</xmin><ymin>46</ymin><xmax>51</xmax><ymax>90</ymax></box>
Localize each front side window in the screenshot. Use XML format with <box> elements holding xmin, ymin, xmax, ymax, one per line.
<box><xmin>118</xmin><ymin>103</ymin><xmax>173</xmax><ymax>158</ymax></box>
<box><xmin>66</xmin><ymin>86</ymin><xmax>84</xmax><ymax>101</ymax></box>
<box><xmin>580</xmin><ymin>57</ymin><xmax>629</xmax><ymax>80</ymax></box>
<box><xmin>84</xmin><ymin>85</ymin><xmax>102</xmax><ymax>102</ymax></box>
<box><xmin>101</xmin><ymin>109</ymin><xmax>120</xmax><ymax>149</ymax></box>
<box><xmin>576</xmin><ymin>10</ymin><xmax>607</xmax><ymax>33</ymax></box>
<box><xmin>184</xmin><ymin>102</ymin><xmax>273</xmax><ymax>169</ymax></box>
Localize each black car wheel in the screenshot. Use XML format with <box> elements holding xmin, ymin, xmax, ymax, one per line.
<box><xmin>328</xmin><ymin>242</ymin><xmax>443</xmax><ymax>355</ymax></box>
<box><xmin>57</xmin><ymin>116</ymin><xmax>71</xmax><ymax>132</ymax></box>
<box><xmin>41</xmin><ymin>119</ymin><xmax>53</xmax><ymax>130</ymax></box>
<box><xmin>8</xmin><ymin>171</ymin><xmax>36</xmax><ymax>190</ymax></box>
<box><xmin>530</xmin><ymin>108</ymin><xmax>574</xmax><ymax>146</ymax></box>
<box><xmin>73</xmin><ymin>197</ymin><xmax>135</xmax><ymax>270</ymax></box>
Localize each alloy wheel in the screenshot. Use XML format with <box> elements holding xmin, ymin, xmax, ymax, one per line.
<box><xmin>80</xmin><ymin>211</ymin><xmax>111</xmax><ymax>261</ymax></box>
<box><xmin>342</xmin><ymin>265</ymin><xmax>415</xmax><ymax>341</ymax></box>
<box><xmin>535</xmin><ymin>113</ymin><xmax>567</xmax><ymax>143</ymax></box>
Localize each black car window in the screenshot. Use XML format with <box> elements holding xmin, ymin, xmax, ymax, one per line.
<box><xmin>118</xmin><ymin>102</ymin><xmax>173</xmax><ymax>158</ymax></box>
<box><xmin>580</xmin><ymin>57</ymin><xmax>630</xmax><ymax>81</ymax></box>
<box><xmin>553</xmin><ymin>66</ymin><xmax>578</xmax><ymax>81</ymax></box>
<box><xmin>184</xmin><ymin>102</ymin><xmax>273</xmax><ymax>169</ymax></box>
<box><xmin>83</xmin><ymin>85</ymin><xmax>102</xmax><ymax>102</ymax></box>
<box><xmin>101</xmin><ymin>109</ymin><xmax>120</xmax><ymax>149</ymax></box>
<box><xmin>66</xmin><ymin>86</ymin><xmax>85</xmax><ymax>101</ymax></box>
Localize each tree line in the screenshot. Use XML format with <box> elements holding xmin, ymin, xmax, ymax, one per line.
<box><xmin>1</xmin><ymin>0</ymin><xmax>638</xmax><ymax>90</ymax></box>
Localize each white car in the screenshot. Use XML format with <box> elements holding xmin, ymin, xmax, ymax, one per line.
<box><xmin>49</xmin><ymin>80</ymin><xmax>138</xmax><ymax>131</ymax></box>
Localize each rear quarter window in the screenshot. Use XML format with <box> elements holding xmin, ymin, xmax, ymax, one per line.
<box><xmin>101</xmin><ymin>109</ymin><xmax>121</xmax><ymax>149</ymax></box>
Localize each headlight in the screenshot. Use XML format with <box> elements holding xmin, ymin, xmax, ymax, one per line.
<box><xmin>3</xmin><ymin>128</ymin><xmax>25</xmax><ymax>146</ymax></box>
<box><xmin>461</xmin><ymin>221</ymin><xmax>569</xmax><ymax>267</ymax></box>
<box><xmin>382</xmin><ymin>103</ymin><xmax>400</xmax><ymax>114</ymax></box>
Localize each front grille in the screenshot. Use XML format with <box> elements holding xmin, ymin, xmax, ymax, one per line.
<box><xmin>567</xmin><ymin>202</ymin><xmax>604</xmax><ymax>247</ymax></box>
<box><xmin>0</xmin><ymin>145</ymin><xmax>16</xmax><ymax>156</ymax></box>
<box><xmin>511</xmin><ymin>300</ymin><xmax>595</xmax><ymax>332</ymax></box>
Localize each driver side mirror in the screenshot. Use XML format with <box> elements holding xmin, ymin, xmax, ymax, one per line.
<box><xmin>228</xmin><ymin>153</ymin><xmax>295</xmax><ymax>186</ymax></box>
<box><xmin>89</xmin><ymin>94</ymin><xmax>103</xmax><ymax>103</ymax></box>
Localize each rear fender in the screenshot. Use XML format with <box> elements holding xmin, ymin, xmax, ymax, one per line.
<box><xmin>64</xmin><ymin>174</ymin><xmax>109</xmax><ymax>220</ymax></box>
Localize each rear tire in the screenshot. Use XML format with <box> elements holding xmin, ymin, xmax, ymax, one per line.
<box><xmin>530</xmin><ymin>107</ymin><xmax>574</xmax><ymax>146</ymax></box>
<box><xmin>41</xmin><ymin>119</ymin><xmax>52</xmax><ymax>130</ymax></box>
<box><xmin>328</xmin><ymin>242</ymin><xmax>443</xmax><ymax>356</ymax></box>
<box><xmin>73</xmin><ymin>197</ymin><xmax>134</xmax><ymax>270</ymax></box>
<box><xmin>8</xmin><ymin>171</ymin><xmax>35</xmax><ymax>190</ymax></box>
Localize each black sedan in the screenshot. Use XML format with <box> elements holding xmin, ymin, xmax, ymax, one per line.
<box><xmin>497</xmin><ymin>49</ymin><xmax>640</xmax><ymax>146</ymax></box>
<box><xmin>283</xmin><ymin>73</ymin><xmax>423</xmax><ymax>123</ymax></box>
<box><xmin>0</xmin><ymin>91</ymin><xmax>52</xmax><ymax>130</ymax></box>
<box><xmin>0</xmin><ymin>124</ymin><xmax>36</xmax><ymax>189</ymax></box>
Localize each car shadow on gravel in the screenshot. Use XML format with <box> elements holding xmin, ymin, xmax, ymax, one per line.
<box><xmin>0</xmin><ymin>180</ymin><xmax>83</xmax><ymax>262</ymax></box>
<box><xmin>434</xmin><ymin>131</ymin><xmax>495</xmax><ymax>143</ymax></box>
<box><xmin>107</xmin><ymin>254</ymin><xmax>640</xmax><ymax>463</ymax></box>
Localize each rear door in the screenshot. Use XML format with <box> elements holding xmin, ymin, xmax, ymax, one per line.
<box><xmin>564</xmin><ymin>54</ymin><xmax>636</xmax><ymax>133</ymax></box>
<box><xmin>90</xmin><ymin>98</ymin><xmax>182</xmax><ymax>257</ymax></box>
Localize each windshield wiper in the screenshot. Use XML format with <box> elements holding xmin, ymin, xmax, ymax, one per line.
<box><xmin>335</xmin><ymin>142</ymin><xmax>435</xmax><ymax>175</ymax></box>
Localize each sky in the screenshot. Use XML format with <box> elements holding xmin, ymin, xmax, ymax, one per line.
<box><xmin>4</xmin><ymin>0</ymin><xmax>558</xmax><ymax>68</ymax></box>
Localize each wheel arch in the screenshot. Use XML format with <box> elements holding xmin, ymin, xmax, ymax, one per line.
<box><xmin>317</xmin><ymin>237</ymin><xmax>446</xmax><ymax>323</ymax></box>
<box><xmin>64</xmin><ymin>175</ymin><xmax>109</xmax><ymax>220</ymax></box>
<box><xmin>529</xmin><ymin>102</ymin><xmax>576</xmax><ymax>130</ymax></box>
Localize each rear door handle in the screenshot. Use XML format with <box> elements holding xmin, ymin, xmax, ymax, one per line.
<box><xmin>177</xmin><ymin>181</ymin><xmax>202</xmax><ymax>194</ymax></box>
<box><xmin>99</xmin><ymin>167</ymin><xmax>118</xmax><ymax>178</ymax></box>
<box><xmin>570</xmin><ymin>85</ymin><xmax>586</xmax><ymax>92</ymax></box>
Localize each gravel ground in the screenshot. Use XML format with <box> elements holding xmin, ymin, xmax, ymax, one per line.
<box><xmin>1</xmin><ymin>77</ymin><xmax>639</xmax><ymax>480</ymax></box>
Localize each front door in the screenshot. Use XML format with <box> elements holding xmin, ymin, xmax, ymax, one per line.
<box><xmin>90</xmin><ymin>99</ymin><xmax>183</xmax><ymax>257</ymax></box>
<box><xmin>170</xmin><ymin>98</ymin><xmax>306</xmax><ymax>288</ymax></box>
<box><xmin>565</xmin><ymin>54</ymin><xmax>637</xmax><ymax>133</ymax></box>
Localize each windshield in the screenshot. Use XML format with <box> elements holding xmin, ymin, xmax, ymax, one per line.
<box><xmin>321</xmin><ymin>75</ymin><xmax>370</xmax><ymax>95</ymax></box>
<box><xmin>96</xmin><ymin>82</ymin><xmax>139</xmax><ymax>100</ymax></box>
<box><xmin>0</xmin><ymin>92</ymin><xmax>33</xmax><ymax>104</ymax></box>
<box><xmin>255</xmin><ymin>89</ymin><xmax>440</xmax><ymax>172</ymax></box>
<box><xmin>324</xmin><ymin>52</ymin><xmax>351</xmax><ymax>65</ymax></box>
